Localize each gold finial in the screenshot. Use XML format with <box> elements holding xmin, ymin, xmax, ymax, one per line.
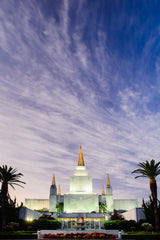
<box><xmin>58</xmin><ymin>185</ymin><xmax>61</xmax><ymax>195</ymax></box>
<box><xmin>77</xmin><ymin>146</ymin><xmax>85</xmax><ymax>166</ymax></box>
<box><xmin>52</xmin><ymin>174</ymin><xmax>56</xmax><ymax>186</ymax></box>
<box><xmin>106</xmin><ymin>174</ymin><xmax>111</xmax><ymax>186</ymax></box>
<box><xmin>102</xmin><ymin>185</ymin><xmax>105</xmax><ymax>195</ymax></box>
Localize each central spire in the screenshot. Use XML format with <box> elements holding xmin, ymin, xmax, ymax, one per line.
<box><xmin>52</xmin><ymin>174</ymin><xmax>56</xmax><ymax>186</ymax></box>
<box><xmin>106</xmin><ymin>174</ymin><xmax>111</xmax><ymax>186</ymax></box>
<box><xmin>77</xmin><ymin>146</ymin><xmax>85</xmax><ymax>166</ymax></box>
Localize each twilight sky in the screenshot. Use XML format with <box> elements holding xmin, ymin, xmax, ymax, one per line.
<box><xmin>1</xmin><ymin>0</ymin><xmax>160</xmax><ymax>207</ymax></box>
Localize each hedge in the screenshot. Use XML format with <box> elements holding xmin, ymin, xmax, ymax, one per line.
<box><xmin>0</xmin><ymin>231</ymin><xmax>37</xmax><ymax>239</ymax></box>
<box><xmin>122</xmin><ymin>234</ymin><xmax>160</xmax><ymax>239</ymax></box>
<box><xmin>18</xmin><ymin>219</ymin><xmax>61</xmax><ymax>231</ymax></box>
<box><xmin>31</xmin><ymin>219</ymin><xmax>61</xmax><ymax>230</ymax></box>
<box><xmin>104</xmin><ymin>220</ymin><xmax>138</xmax><ymax>231</ymax></box>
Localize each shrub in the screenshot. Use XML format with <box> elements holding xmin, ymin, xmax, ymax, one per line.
<box><xmin>110</xmin><ymin>212</ymin><xmax>124</xmax><ymax>220</ymax></box>
<box><xmin>137</xmin><ymin>219</ymin><xmax>146</xmax><ymax>226</ymax></box>
<box><xmin>18</xmin><ymin>219</ymin><xmax>61</xmax><ymax>231</ymax></box>
<box><xmin>31</xmin><ymin>219</ymin><xmax>61</xmax><ymax>230</ymax></box>
<box><xmin>104</xmin><ymin>220</ymin><xmax>138</xmax><ymax>231</ymax></box>
<box><xmin>2</xmin><ymin>225</ymin><xmax>14</xmax><ymax>232</ymax></box>
<box><xmin>8</xmin><ymin>222</ymin><xmax>19</xmax><ymax>230</ymax></box>
<box><xmin>141</xmin><ymin>222</ymin><xmax>154</xmax><ymax>232</ymax></box>
<box><xmin>18</xmin><ymin>219</ymin><xmax>30</xmax><ymax>230</ymax></box>
<box><xmin>39</xmin><ymin>214</ymin><xmax>55</xmax><ymax>220</ymax></box>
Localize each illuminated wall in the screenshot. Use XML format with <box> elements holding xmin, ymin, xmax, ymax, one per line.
<box><xmin>121</xmin><ymin>207</ymin><xmax>145</xmax><ymax>221</ymax></box>
<box><xmin>106</xmin><ymin>195</ymin><xmax>114</xmax><ymax>212</ymax></box>
<box><xmin>63</xmin><ymin>158</ymin><xmax>99</xmax><ymax>213</ymax></box>
<box><xmin>49</xmin><ymin>195</ymin><xmax>57</xmax><ymax>212</ymax></box>
<box><xmin>113</xmin><ymin>199</ymin><xmax>138</xmax><ymax>211</ymax></box>
<box><xmin>64</xmin><ymin>193</ymin><xmax>99</xmax><ymax>213</ymax></box>
<box><xmin>70</xmin><ymin>176</ymin><xmax>92</xmax><ymax>193</ymax></box>
<box><xmin>25</xmin><ymin>199</ymin><xmax>49</xmax><ymax>210</ymax></box>
<box><xmin>19</xmin><ymin>207</ymin><xmax>42</xmax><ymax>221</ymax></box>
<box><xmin>70</xmin><ymin>166</ymin><xmax>92</xmax><ymax>193</ymax></box>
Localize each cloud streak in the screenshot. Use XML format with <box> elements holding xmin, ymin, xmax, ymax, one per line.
<box><xmin>0</xmin><ymin>0</ymin><xmax>160</xmax><ymax>206</ymax></box>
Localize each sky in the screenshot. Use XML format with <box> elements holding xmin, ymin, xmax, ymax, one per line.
<box><xmin>1</xmin><ymin>0</ymin><xmax>160</xmax><ymax>207</ymax></box>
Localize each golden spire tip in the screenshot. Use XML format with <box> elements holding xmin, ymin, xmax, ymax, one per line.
<box><xmin>77</xmin><ymin>146</ymin><xmax>85</xmax><ymax>166</ymax></box>
<box><xmin>106</xmin><ymin>174</ymin><xmax>111</xmax><ymax>186</ymax></box>
<box><xmin>58</xmin><ymin>185</ymin><xmax>61</xmax><ymax>195</ymax></box>
<box><xmin>102</xmin><ymin>185</ymin><xmax>105</xmax><ymax>195</ymax></box>
<box><xmin>52</xmin><ymin>174</ymin><xmax>56</xmax><ymax>186</ymax></box>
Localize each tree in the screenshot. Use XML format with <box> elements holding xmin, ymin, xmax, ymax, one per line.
<box><xmin>0</xmin><ymin>165</ymin><xmax>25</xmax><ymax>229</ymax></box>
<box><xmin>142</xmin><ymin>196</ymin><xmax>160</xmax><ymax>227</ymax></box>
<box><xmin>56</xmin><ymin>202</ymin><xmax>63</xmax><ymax>213</ymax></box>
<box><xmin>99</xmin><ymin>202</ymin><xmax>107</xmax><ymax>213</ymax></box>
<box><xmin>132</xmin><ymin>159</ymin><xmax>160</xmax><ymax>232</ymax></box>
<box><xmin>0</xmin><ymin>195</ymin><xmax>23</xmax><ymax>228</ymax></box>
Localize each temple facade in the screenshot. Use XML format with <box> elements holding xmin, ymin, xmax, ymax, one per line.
<box><xmin>25</xmin><ymin>147</ymin><xmax>138</xmax><ymax>213</ymax></box>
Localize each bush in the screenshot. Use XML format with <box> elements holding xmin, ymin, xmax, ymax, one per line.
<box><xmin>18</xmin><ymin>219</ymin><xmax>30</xmax><ymax>230</ymax></box>
<box><xmin>104</xmin><ymin>220</ymin><xmax>138</xmax><ymax>231</ymax></box>
<box><xmin>18</xmin><ymin>219</ymin><xmax>61</xmax><ymax>231</ymax></box>
<box><xmin>0</xmin><ymin>231</ymin><xmax>37</xmax><ymax>239</ymax></box>
<box><xmin>137</xmin><ymin>219</ymin><xmax>146</xmax><ymax>226</ymax></box>
<box><xmin>2</xmin><ymin>225</ymin><xmax>14</xmax><ymax>232</ymax></box>
<box><xmin>122</xmin><ymin>234</ymin><xmax>160</xmax><ymax>239</ymax></box>
<box><xmin>8</xmin><ymin>222</ymin><xmax>19</xmax><ymax>230</ymax></box>
<box><xmin>110</xmin><ymin>212</ymin><xmax>124</xmax><ymax>220</ymax></box>
<box><xmin>141</xmin><ymin>222</ymin><xmax>154</xmax><ymax>232</ymax></box>
<box><xmin>31</xmin><ymin>219</ymin><xmax>61</xmax><ymax>230</ymax></box>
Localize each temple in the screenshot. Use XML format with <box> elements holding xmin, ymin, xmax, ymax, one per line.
<box><xmin>24</xmin><ymin>147</ymin><xmax>138</xmax><ymax>216</ymax></box>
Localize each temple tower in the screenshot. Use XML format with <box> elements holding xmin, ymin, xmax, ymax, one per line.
<box><xmin>106</xmin><ymin>174</ymin><xmax>113</xmax><ymax>212</ymax></box>
<box><xmin>70</xmin><ymin>146</ymin><xmax>92</xmax><ymax>193</ymax></box>
<box><xmin>49</xmin><ymin>174</ymin><xmax>57</xmax><ymax>212</ymax></box>
<box><xmin>57</xmin><ymin>185</ymin><xmax>62</xmax><ymax>203</ymax></box>
<box><xmin>99</xmin><ymin>185</ymin><xmax>106</xmax><ymax>205</ymax></box>
<box><xmin>64</xmin><ymin>146</ymin><xmax>99</xmax><ymax>213</ymax></box>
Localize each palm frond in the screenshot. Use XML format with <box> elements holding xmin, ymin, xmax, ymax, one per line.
<box><xmin>0</xmin><ymin>165</ymin><xmax>25</xmax><ymax>190</ymax></box>
<box><xmin>132</xmin><ymin>159</ymin><xmax>160</xmax><ymax>179</ymax></box>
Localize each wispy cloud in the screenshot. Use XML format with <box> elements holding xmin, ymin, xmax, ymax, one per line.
<box><xmin>0</xmin><ymin>0</ymin><xmax>160</xmax><ymax>205</ymax></box>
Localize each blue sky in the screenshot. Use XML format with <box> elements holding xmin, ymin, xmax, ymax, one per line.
<box><xmin>1</xmin><ymin>0</ymin><xmax>160</xmax><ymax>206</ymax></box>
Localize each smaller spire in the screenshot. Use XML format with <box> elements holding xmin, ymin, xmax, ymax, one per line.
<box><xmin>52</xmin><ymin>174</ymin><xmax>56</xmax><ymax>186</ymax></box>
<box><xmin>58</xmin><ymin>185</ymin><xmax>61</xmax><ymax>195</ymax></box>
<box><xmin>106</xmin><ymin>174</ymin><xmax>111</xmax><ymax>186</ymax></box>
<box><xmin>102</xmin><ymin>185</ymin><xmax>105</xmax><ymax>195</ymax></box>
<box><xmin>77</xmin><ymin>146</ymin><xmax>85</xmax><ymax>166</ymax></box>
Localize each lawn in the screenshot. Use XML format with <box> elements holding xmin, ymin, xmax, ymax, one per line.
<box><xmin>122</xmin><ymin>231</ymin><xmax>160</xmax><ymax>239</ymax></box>
<box><xmin>0</xmin><ymin>231</ymin><xmax>37</xmax><ymax>239</ymax></box>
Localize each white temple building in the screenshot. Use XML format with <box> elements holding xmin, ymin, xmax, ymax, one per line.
<box><xmin>64</xmin><ymin>147</ymin><xmax>99</xmax><ymax>213</ymax></box>
<box><xmin>25</xmin><ymin>147</ymin><xmax>138</xmax><ymax>215</ymax></box>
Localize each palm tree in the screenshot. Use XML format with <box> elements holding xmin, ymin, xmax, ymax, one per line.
<box><xmin>0</xmin><ymin>165</ymin><xmax>25</xmax><ymax>228</ymax></box>
<box><xmin>132</xmin><ymin>159</ymin><xmax>160</xmax><ymax>232</ymax></box>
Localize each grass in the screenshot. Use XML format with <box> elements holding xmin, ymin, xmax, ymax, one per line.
<box><xmin>126</xmin><ymin>231</ymin><xmax>160</xmax><ymax>234</ymax></box>
<box><xmin>122</xmin><ymin>231</ymin><xmax>160</xmax><ymax>239</ymax></box>
<box><xmin>0</xmin><ymin>231</ymin><xmax>37</xmax><ymax>239</ymax></box>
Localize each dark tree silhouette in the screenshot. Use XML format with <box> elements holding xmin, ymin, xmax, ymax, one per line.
<box><xmin>132</xmin><ymin>159</ymin><xmax>160</xmax><ymax>232</ymax></box>
<box><xmin>0</xmin><ymin>165</ymin><xmax>25</xmax><ymax>229</ymax></box>
<box><xmin>142</xmin><ymin>196</ymin><xmax>160</xmax><ymax>227</ymax></box>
